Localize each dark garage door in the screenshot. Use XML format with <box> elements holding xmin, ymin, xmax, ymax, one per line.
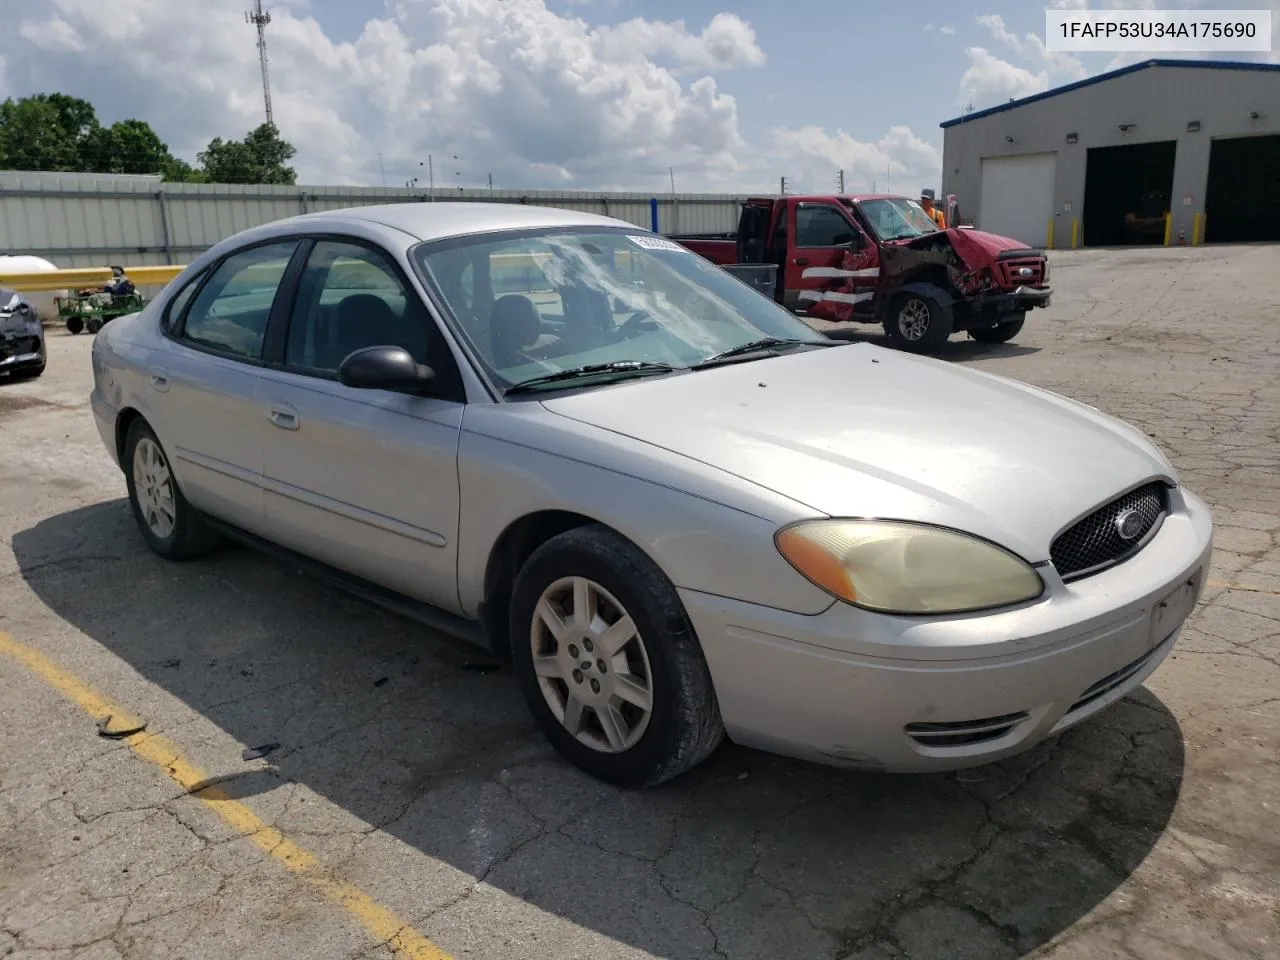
<box><xmin>1083</xmin><ymin>140</ymin><xmax>1177</xmax><ymax>247</ymax></box>
<box><xmin>1205</xmin><ymin>134</ymin><xmax>1280</xmax><ymax>243</ymax></box>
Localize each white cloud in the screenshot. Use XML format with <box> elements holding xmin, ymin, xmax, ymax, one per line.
<box><xmin>769</xmin><ymin>124</ymin><xmax>943</xmax><ymax>194</ymax></box>
<box><xmin>976</xmin><ymin>13</ymin><xmax>1087</xmax><ymax>81</ymax></box>
<box><xmin>596</xmin><ymin>13</ymin><xmax>765</xmax><ymax>71</ymax></box>
<box><xmin>940</xmin><ymin>25</ymin><xmax>957</xmax><ymax>35</ymax></box>
<box><xmin>0</xmin><ymin>0</ymin><xmax>942</xmax><ymax>196</ymax></box>
<box><xmin>2</xmin><ymin>0</ymin><xmax>777</xmax><ymax>190</ymax></box>
<box><xmin>956</xmin><ymin>47</ymin><xmax>1049</xmax><ymax>108</ymax></box>
<box><xmin>17</xmin><ymin>15</ymin><xmax>87</xmax><ymax>52</ymax></box>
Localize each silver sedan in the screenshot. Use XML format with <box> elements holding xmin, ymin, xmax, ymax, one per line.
<box><xmin>89</xmin><ymin>203</ymin><xmax>1213</xmax><ymax>786</ymax></box>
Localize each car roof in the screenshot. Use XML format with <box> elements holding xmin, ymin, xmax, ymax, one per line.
<box><xmin>266</xmin><ymin>201</ymin><xmax>634</xmax><ymax>243</ymax></box>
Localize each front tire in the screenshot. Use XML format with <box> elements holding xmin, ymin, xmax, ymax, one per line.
<box><xmin>969</xmin><ymin>313</ymin><xmax>1025</xmax><ymax>344</ymax></box>
<box><xmin>66</xmin><ymin>316</ymin><xmax>85</xmax><ymax>335</ymax></box>
<box><xmin>509</xmin><ymin>525</ymin><xmax>725</xmax><ymax>787</ymax></box>
<box><xmin>883</xmin><ymin>291</ymin><xmax>952</xmax><ymax>352</ymax></box>
<box><xmin>123</xmin><ymin>419</ymin><xmax>223</xmax><ymax>560</ymax></box>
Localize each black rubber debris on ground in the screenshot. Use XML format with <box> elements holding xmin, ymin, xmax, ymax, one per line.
<box><xmin>95</xmin><ymin>714</ymin><xmax>147</xmax><ymax>739</ymax></box>
<box><xmin>241</xmin><ymin>742</ymin><xmax>281</xmax><ymax>761</ymax></box>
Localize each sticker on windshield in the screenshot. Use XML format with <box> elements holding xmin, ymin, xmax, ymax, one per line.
<box><xmin>627</xmin><ymin>235</ymin><xmax>687</xmax><ymax>253</ymax></box>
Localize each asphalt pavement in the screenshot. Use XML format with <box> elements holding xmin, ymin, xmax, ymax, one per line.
<box><xmin>2</xmin><ymin>243</ymin><xmax>1278</xmax><ymax>960</ymax></box>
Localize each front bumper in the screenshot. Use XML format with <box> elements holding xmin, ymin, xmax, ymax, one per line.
<box><xmin>973</xmin><ymin>286</ymin><xmax>1052</xmax><ymax>315</ymax></box>
<box><xmin>680</xmin><ymin>487</ymin><xmax>1213</xmax><ymax>773</ymax></box>
<box><xmin>0</xmin><ymin>333</ymin><xmax>45</xmax><ymax>372</ymax></box>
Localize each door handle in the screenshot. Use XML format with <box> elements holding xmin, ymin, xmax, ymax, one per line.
<box><xmin>267</xmin><ymin>403</ymin><xmax>299</xmax><ymax>430</ymax></box>
<box><xmin>149</xmin><ymin>369</ymin><xmax>169</xmax><ymax>392</ymax></box>
<box><xmin>794</xmin><ymin>257</ymin><xmax>810</xmax><ymax>266</ymax></box>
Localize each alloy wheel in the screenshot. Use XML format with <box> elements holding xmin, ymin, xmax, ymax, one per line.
<box><xmin>530</xmin><ymin>575</ymin><xmax>655</xmax><ymax>754</ymax></box>
<box><xmin>897</xmin><ymin>298</ymin><xmax>931</xmax><ymax>341</ymax></box>
<box><xmin>132</xmin><ymin>436</ymin><xmax>177</xmax><ymax>540</ymax></box>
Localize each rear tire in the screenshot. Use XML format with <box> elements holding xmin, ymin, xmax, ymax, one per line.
<box><xmin>123</xmin><ymin>419</ymin><xmax>223</xmax><ymax>560</ymax></box>
<box><xmin>883</xmin><ymin>291</ymin><xmax>952</xmax><ymax>352</ymax></box>
<box><xmin>86</xmin><ymin>316</ymin><xmax>104</xmax><ymax>334</ymax></box>
<box><xmin>969</xmin><ymin>314</ymin><xmax>1025</xmax><ymax>344</ymax></box>
<box><xmin>66</xmin><ymin>316</ymin><xmax>85</xmax><ymax>335</ymax></box>
<box><xmin>509</xmin><ymin>524</ymin><xmax>725</xmax><ymax>787</ymax></box>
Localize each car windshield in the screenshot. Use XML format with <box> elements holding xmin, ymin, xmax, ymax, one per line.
<box><xmin>0</xmin><ymin>289</ymin><xmax>22</xmax><ymax>312</ymax></box>
<box><xmin>412</xmin><ymin>228</ymin><xmax>832</xmax><ymax>391</ymax></box>
<box><xmin>857</xmin><ymin>198</ymin><xmax>941</xmax><ymax>242</ymax></box>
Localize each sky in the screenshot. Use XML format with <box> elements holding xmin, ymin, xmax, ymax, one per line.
<box><xmin>3</xmin><ymin>0</ymin><xmax>1279</xmax><ymax>194</ymax></box>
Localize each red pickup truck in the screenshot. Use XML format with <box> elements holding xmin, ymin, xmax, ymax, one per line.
<box><xmin>670</xmin><ymin>194</ymin><xmax>1051</xmax><ymax>351</ymax></box>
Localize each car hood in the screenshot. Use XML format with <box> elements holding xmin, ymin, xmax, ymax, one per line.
<box><xmin>540</xmin><ymin>344</ymin><xmax>1173</xmax><ymax>561</ymax></box>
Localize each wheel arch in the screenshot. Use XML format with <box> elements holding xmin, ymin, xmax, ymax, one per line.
<box><xmin>481</xmin><ymin>509</ymin><xmax>611</xmax><ymax>660</ymax></box>
<box><xmin>114</xmin><ymin>406</ymin><xmax>146</xmax><ymax>467</ymax></box>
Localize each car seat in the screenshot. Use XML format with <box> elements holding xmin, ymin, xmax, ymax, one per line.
<box><xmin>330</xmin><ymin>294</ymin><xmax>403</xmax><ymax>369</ymax></box>
<box><xmin>560</xmin><ymin>286</ymin><xmax>613</xmax><ymax>348</ymax></box>
<box><xmin>489</xmin><ymin>294</ymin><xmax>543</xmax><ymax>367</ymax></box>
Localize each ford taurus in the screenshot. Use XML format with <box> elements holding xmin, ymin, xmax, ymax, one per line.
<box><xmin>89</xmin><ymin>203</ymin><xmax>1213</xmax><ymax>786</ymax></box>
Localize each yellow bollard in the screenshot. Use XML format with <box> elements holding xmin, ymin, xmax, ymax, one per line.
<box><xmin>1163</xmin><ymin>212</ymin><xmax>1172</xmax><ymax>247</ymax></box>
<box><xmin>1071</xmin><ymin>219</ymin><xmax>1080</xmax><ymax>250</ymax></box>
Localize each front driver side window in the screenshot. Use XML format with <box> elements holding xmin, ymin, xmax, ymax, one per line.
<box><xmin>284</xmin><ymin>240</ymin><xmax>430</xmax><ymax>375</ymax></box>
<box><xmin>795</xmin><ymin>205</ymin><xmax>859</xmax><ymax>247</ymax></box>
<box><xmin>181</xmin><ymin>240</ymin><xmax>300</xmax><ymax>360</ymax></box>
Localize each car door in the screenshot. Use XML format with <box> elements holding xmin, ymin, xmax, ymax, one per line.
<box><xmin>151</xmin><ymin>238</ymin><xmax>304</xmax><ymax>534</ymax></box>
<box><xmin>788</xmin><ymin>201</ymin><xmax>879</xmax><ymax>322</ymax></box>
<box><xmin>256</xmin><ymin>237</ymin><xmax>465</xmax><ymax>613</ymax></box>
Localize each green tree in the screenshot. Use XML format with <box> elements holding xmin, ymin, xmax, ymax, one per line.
<box><xmin>161</xmin><ymin>156</ymin><xmax>208</xmax><ymax>183</ymax></box>
<box><xmin>78</xmin><ymin>119</ymin><xmax>174</xmax><ymax>174</ymax></box>
<box><xmin>0</xmin><ymin>93</ymin><xmax>179</xmax><ymax>176</ymax></box>
<box><xmin>197</xmin><ymin>123</ymin><xmax>297</xmax><ymax>185</ymax></box>
<box><xmin>0</xmin><ymin>93</ymin><xmax>99</xmax><ymax>171</ymax></box>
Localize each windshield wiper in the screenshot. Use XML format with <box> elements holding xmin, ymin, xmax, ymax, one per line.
<box><xmin>693</xmin><ymin>337</ymin><xmax>830</xmax><ymax>368</ymax></box>
<box><xmin>504</xmin><ymin>360</ymin><xmax>675</xmax><ymax>395</ymax></box>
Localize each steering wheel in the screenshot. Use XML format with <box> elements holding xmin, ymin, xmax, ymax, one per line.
<box><xmin>614</xmin><ymin>309</ymin><xmax>659</xmax><ymax>341</ymax></box>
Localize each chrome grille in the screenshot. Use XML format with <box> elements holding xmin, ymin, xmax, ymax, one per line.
<box><xmin>1051</xmin><ymin>482</ymin><xmax>1168</xmax><ymax>582</ymax></box>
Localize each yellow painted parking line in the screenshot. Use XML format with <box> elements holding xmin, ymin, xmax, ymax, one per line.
<box><xmin>1207</xmin><ymin>578</ymin><xmax>1280</xmax><ymax>597</ymax></box>
<box><xmin>0</xmin><ymin>631</ymin><xmax>453</xmax><ymax>960</ymax></box>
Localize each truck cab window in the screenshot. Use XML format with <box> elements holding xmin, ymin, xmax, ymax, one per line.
<box><xmin>796</xmin><ymin>205</ymin><xmax>858</xmax><ymax>247</ymax></box>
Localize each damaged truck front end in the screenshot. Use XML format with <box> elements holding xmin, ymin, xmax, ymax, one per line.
<box><xmin>876</xmin><ymin>225</ymin><xmax>1052</xmax><ymax>351</ymax></box>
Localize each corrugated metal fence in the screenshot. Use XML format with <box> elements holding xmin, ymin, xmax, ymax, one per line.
<box><xmin>0</xmin><ymin>174</ymin><xmax>746</xmax><ymax>269</ymax></box>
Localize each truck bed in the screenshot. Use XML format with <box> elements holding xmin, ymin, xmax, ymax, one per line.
<box><xmin>666</xmin><ymin>235</ymin><xmax>738</xmax><ymax>265</ymax></box>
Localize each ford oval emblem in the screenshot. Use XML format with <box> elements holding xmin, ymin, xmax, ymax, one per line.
<box><xmin>1017</xmin><ymin>267</ymin><xmax>1034</xmax><ymax>277</ymax></box>
<box><xmin>1114</xmin><ymin>508</ymin><xmax>1144</xmax><ymax>541</ymax></box>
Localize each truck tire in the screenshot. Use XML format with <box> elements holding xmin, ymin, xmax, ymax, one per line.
<box><xmin>883</xmin><ymin>291</ymin><xmax>952</xmax><ymax>352</ymax></box>
<box><xmin>66</xmin><ymin>316</ymin><xmax>85</xmax><ymax>335</ymax></box>
<box><xmin>970</xmin><ymin>314</ymin><xmax>1025</xmax><ymax>344</ymax></box>
<box><xmin>86</xmin><ymin>316</ymin><xmax>104</xmax><ymax>334</ymax></box>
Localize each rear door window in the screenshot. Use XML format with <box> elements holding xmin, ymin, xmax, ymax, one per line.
<box><xmin>180</xmin><ymin>241</ymin><xmax>300</xmax><ymax>360</ymax></box>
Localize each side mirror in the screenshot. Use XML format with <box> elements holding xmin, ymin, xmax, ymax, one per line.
<box><xmin>838</xmin><ymin>233</ymin><xmax>865</xmax><ymax>250</ymax></box>
<box><xmin>338</xmin><ymin>345</ymin><xmax>436</xmax><ymax>393</ymax></box>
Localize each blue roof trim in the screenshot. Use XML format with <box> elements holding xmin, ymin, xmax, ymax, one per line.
<box><xmin>940</xmin><ymin>58</ymin><xmax>1280</xmax><ymax>128</ymax></box>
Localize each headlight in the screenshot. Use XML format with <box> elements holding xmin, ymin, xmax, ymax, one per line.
<box><xmin>775</xmin><ymin>519</ymin><xmax>1044</xmax><ymax>615</ymax></box>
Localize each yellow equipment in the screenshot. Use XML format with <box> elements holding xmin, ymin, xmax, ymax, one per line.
<box><xmin>0</xmin><ymin>265</ymin><xmax>186</xmax><ymax>293</ymax></box>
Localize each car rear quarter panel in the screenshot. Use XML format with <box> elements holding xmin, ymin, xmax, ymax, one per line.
<box><xmin>454</xmin><ymin>404</ymin><xmax>838</xmax><ymax>618</ymax></box>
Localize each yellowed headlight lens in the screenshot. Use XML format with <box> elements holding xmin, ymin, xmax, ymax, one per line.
<box><xmin>776</xmin><ymin>520</ymin><xmax>1043</xmax><ymax>615</ymax></box>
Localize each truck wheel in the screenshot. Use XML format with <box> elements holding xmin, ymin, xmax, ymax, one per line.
<box><xmin>86</xmin><ymin>317</ymin><xmax>104</xmax><ymax>334</ymax></box>
<box><xmin>66</xmin><ymin>316</ymin><xmax>85</xmax><ymax>335</ymax></box>
<box><xmin>970</xmin><ymin>314</ymin><xmax>1025</xmax><ymax>344</ymax></box>
<box><xmin>883</xmin><ymin>292</ymin><xmax>952</xmax><ymax>352</ymax></box>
